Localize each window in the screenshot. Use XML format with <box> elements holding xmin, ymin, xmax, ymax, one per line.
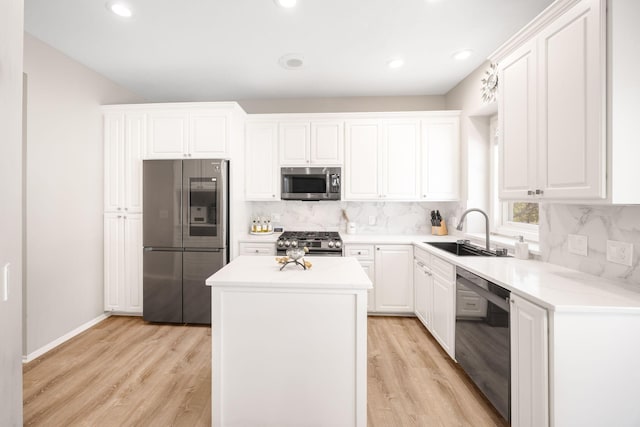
<box><xmin>489</xmin><ymin>116</ymin><xmax>539</xmax><ymax>241</ymax></box>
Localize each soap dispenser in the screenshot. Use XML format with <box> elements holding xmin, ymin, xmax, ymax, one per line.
<box><xmin>515</xmin><ymin>236</ymin><xmax>529</xmax><ymax>260</ymax></box>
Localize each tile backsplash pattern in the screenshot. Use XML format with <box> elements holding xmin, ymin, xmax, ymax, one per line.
<box><xmin>540</xmin><ymin>204</ymin><xmax>640</xmax><ymax>285</ymax></box>
<box><xmin>249</xmin><ymin>201</ymin><xmax>461</xmax><ymax>235</ymax></box>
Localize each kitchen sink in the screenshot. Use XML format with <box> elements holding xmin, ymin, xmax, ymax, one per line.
<box><xmin>424</xmin><ymin>241</ymin><xmax>508</xmax><ymax>257</ymax></box>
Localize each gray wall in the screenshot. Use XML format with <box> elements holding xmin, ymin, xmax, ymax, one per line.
<box><xmin>23</xmin><ymin>34</ymin><xmax>144</xmax><ymax>357</ymax></box>
<box><xmin>444</xmin><ymin>61</ymin><xmax>494</xmax><ymax>233</ymax></box>
<box><xmin>239</xmin><ymin>95</ymin><xmax>446</xmax><ymax>114</ymax></box>
<box><xmin>0</xmin><ymin>0</ymin><xmax>24</xmax><ymax>424</ymax></box>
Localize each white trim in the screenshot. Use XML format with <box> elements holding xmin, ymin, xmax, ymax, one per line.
<box><xmin>22</xmin><ymin>313</ymin><xmax>111</xmax><ymax>363</ymax></box>
<box><xmin>488</xmin><ymin>0</ymin><xmax>581</xmax><ymax>63</ymax></box>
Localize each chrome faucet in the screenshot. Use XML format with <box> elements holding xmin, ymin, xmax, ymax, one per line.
<box><xmin>456</xmin><ymin>208</ymin><xmax>491</xmax><ymax>251</ymax></box>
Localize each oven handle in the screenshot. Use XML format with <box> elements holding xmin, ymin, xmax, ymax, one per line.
<box><xmin>457</xmin><ymin>276</ymin><xmax>510</xmax><ymax>312</ymax></box>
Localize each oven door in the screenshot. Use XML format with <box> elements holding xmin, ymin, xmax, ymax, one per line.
<box><xmin>455</xmin><ymin>267</ymin><xmax>511</xmax><ymax>422</ymax></box>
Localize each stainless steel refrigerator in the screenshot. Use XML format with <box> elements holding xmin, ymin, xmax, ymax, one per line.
<box><xmin>142</xmin><ymin>159</ymin><xmax>228</xmax><ymax>325</ymax></box>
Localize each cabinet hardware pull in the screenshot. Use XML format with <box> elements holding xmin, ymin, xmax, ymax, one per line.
<box><xmin>527</xmin><ymin>190</ymin><xmax>534</xmax><ymax>196</ymax></box>
<box><xmin>535</xmin><ymin>189</ymin><xmax>544</xmax><ymax>195</ymax></box>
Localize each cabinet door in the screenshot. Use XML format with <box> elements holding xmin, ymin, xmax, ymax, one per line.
<box><xmin>310</xmin><ymin>121</ymin><xmax>343</xmax><ymax>165</ymax></box>
<box><xmin>123</xmin><ymin>214</ymin><xmax>143</xmax><ymax>313</ymax></box>
<box><xmin>279</xmin><ymin>122</ymin><xmax>310</xmax><ymax>165</ymax></box>
<box><xmin>499</xmin><ymin>40</ymin><xmax>537</xmax><ymax>200</ymax></box>
<box><xmin>104</xmin><ymin>113</ymin><xmax>124</xmax><ymax>213</ymax></box>
<box><xmin>124</xmin><ymin>113</ymin><xmax>145</xmax><ymax>213</ymax></box>
<box><xmin>344</xmin><ymin>120</ymin><xmax>381</xmax><ymax>200</ymax></box>
<box><xmin>359</xmin><ymin>260</ymin><xmax>375</xmax><ymax>313</ymax></box>
<box><xmin>382</xmin><ymin>120</ymin><xmax>420</xmax><ymax>200</ymax></box>
<box><xmin>510</xmin><ymin>294</ymin><xmax>549</xmax><ymax>427</ymax></box>
<box><xmin>146</xmin><ymin>112</ymin><xmax>189</xmax><ymax>159</ymax></box>
<box><xmin>189</xmin><ymin>111</ymin><xmax>228</xmax><ymax>158</ymax></box>
<box><xmin>537</xmin><ymin>0</ymin><xmax>605</xmax><ymax>199</ymax></box>
<box><xmin>431</xmin><ymin>271</ymin><xmax>455</xmax><ymax>358</ymax></box>
<box><xmin>421</xmin><ymin>117</ymin><xmax>460</xmax><ymax>201</ymax></box>
<box><xmin>245</xmin><ymin>122</ymin><xmax>279</xmax><ymax>200</ymax></box>
<box><xmin>104</xmin><ymin>213</ymin><xmax>124</xmax><ymax>311</ymax></box>
<box><xmin>374</xmin><ymin>245</ymin><xmax>414</xmax><ymax>313</ymax></box>
<box><xmin>414</xmin><ymin>260</ymin><xmax>428</xmax><ymax>327</ymax></box>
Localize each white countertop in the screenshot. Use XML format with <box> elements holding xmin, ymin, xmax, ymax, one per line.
<box><xmin>411</xmin><ymin>240</ymin><xmax>640</xmax><ymax>314</ymax></box>
<box><xmin>236</xmin><ymin>231</ymin><xmax>640</xmax><ymax>313</ymax></box>
<box><xmin>207</xmin><ymin>255</ymin><xmax>373</xmax><ymax>290</ymax></box>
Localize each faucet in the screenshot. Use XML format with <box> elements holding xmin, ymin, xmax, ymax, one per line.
<box><xmin>456</xmin><ymin>208</ymin><xmax>491</xmax><ymax>251</ymax></box>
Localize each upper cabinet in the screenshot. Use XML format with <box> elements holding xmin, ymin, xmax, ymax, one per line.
<box><xmin>279</xmin><ymin>121</ymin><xmax>343</xmax><ymax>165</ymax></box>
<box><xmin>146</xmin><ymin>106</ymin><xmax>237</xmax><ymax>159</ymax></box>
<box><xmin>245</xmin><ymin>121</ymin><xmax>279</xmax><ymax>201</ymax></box>
<box><xmin>382</xmin><ymin>120</ymin><xmax>421</xmax><ymax>200</ymax></box>
<box><xmin>345</xmin><ymin>119</ymin><xmax>421</xmax><ymax>201</ymax></box>
<box><xmin>104</xmin><ymin>112</ymin><xmax>145</xmax><ymax>213</ymax></box>
<box><xmin>497</xmin><ymin>0</ymin><xmax>606</xmax><ymax>200</ymax></box>
<box><xmin>246</xmin><ymin>111</ymin><xmax>460</xmax><ymax>202</ymax></box>
<box><xmin>421</xmin><ymin>116</ymin><xmax>460</xmax><ymax>201</ymax></box>
<box><xmin>344</xmin><ymin>115</ymin><xmax>459</xmax><ymax>201</ymax></box>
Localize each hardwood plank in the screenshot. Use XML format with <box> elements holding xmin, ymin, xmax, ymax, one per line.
<box><xmin>24</xmin><ymin>315</ymin><xmax>507</xmax><ymax>426</ymax></box>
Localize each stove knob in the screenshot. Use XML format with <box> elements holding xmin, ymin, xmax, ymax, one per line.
<box><xmin>277</xmin><ymin>240</ymin><xmax>284</xmax><ymax>247</ymax></box>
<box><xmin>328</xmin><ymin>241</ymin><xmax>335</xmax><ymax>248</ymax></box>
<box><xmin>335</xmin><ymin>240</ymin><xmax>342</xmax><ymax>249</ymax></box>
<box><xmin>284</xmin><ymin>240</ymin><xmax>291</xmax><ymax>247</ymax></box>
<box><xmin>291</xmin><ymin>240</ymin><xmax>298</xmax><ymax>248</ymax></box>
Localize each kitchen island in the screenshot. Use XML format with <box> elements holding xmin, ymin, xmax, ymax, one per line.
<box><xmin>206</xmin><ymin>255</ymin><xmax>372</xmax><ymax>427</ymax></box>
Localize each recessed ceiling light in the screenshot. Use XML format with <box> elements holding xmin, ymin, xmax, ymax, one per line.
<box><xmin>106</xmin><ymin>1</ymin><xmax>133</xmax><ymax>17</ymax></box>
<box><xmin>279</xmin><ymin>54</ymin><xmax>304</xmax><ymax>70</ymax></box>
<box><xmin>387</xmin><ymin>58</ymin><xmax>405</xmax><ymax>69</ymax></box>
<box><xmin>452</xmin><ymin>49</ymin><xmax>473</xmax><ymax>60</ymax></box>
<box><xmin>274</xmin><ymin>0</ymin><xmax>297</xmax><ymax>8</ymax></box>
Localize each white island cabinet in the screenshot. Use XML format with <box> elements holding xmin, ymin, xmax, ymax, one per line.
<box><xmin>207</xmin><ymin>256</ymin><xmax>372</xmax><ymax>427</ymax></box>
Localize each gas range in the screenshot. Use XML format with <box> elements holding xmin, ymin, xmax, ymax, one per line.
<box><xmin>276</xmin><ymin>231</ymin><xmax>343</xmax><ymax>257</ymax></box>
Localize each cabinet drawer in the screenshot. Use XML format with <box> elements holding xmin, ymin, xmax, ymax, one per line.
<box><xmin>344</xmin><ymin>244</ymin><xmax>375</xmax><ymax>260</ymax></box>
<box><xmin>431</xmin><ymin>255</ymin><xmax>454</xmax><ymax>279</ymax></box>
<box><xmin>414</xmin><ymin>247</ymin><xmax>430</xmax><ymax>265</ymax></box>
<box><xmin>239</xmin><ymin>242</ymin><xmax>276</xmax><ymax>256</ymax></box>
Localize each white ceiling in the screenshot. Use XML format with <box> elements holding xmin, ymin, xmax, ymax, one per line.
<box><xmin>24</xmin><ymin>0</ymin><xmax>555</xmax><ymax>102</ymax></box>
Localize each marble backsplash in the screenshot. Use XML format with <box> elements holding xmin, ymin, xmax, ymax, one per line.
<box><xmin>540</xmin><ymin>204</ymin><xmax>640</xmax><ymax>285</ymax></box>
<box><xmin>248</xmin><ymin>201</ymin><xmax>461</xmax><ymax>235</ymax></box>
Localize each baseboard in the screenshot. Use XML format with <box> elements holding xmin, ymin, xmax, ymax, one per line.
<box><xmin>22</xmin><ymin>313</ymin><xmax>111</xmax><ymax>363</ymax></box>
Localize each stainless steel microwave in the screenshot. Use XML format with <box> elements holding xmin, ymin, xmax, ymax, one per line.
<box><xmin>281</xmin><ymin>167</ymin><xmax>341</xmax><ymax>201</ymax></box>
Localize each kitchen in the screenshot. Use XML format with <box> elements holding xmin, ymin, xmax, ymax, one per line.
<box><xmin>3</xmin><ymin>0</ymin><xmax>640</xmax><ymax>426</ymax></box>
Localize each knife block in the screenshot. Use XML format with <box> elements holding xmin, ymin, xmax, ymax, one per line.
<box><xmin>431</xmin><ymin>219</ymin><xmax>448</xmax><ymax>236</ymax></box>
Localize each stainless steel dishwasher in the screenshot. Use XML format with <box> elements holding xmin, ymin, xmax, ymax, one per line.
<box><xmin>455</xmin><ymin>267</ymin><xmax>511</xmax><ymax>423</ymax></box>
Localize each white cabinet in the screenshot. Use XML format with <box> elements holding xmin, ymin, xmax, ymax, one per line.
<box><xmin>345</xmin><ymin>120</ymin><xmax>420</xmax><ymax>201</ymax></box>
<box><xmin>104</xmin><ymin>112</ymin><xmax>145</xmax><ymax>213</ymax></box>
<box><xmin>413</xmin><ymin>259</ymin><xmax>430</xmax><ymax>327</ymax></box>
<box><xmin>374</xmin><ymin>245</ymin><xmax>414</xmax><ymax>313</ymax></box>
<box><xmin>498</xmin><ymin>0</ymin><xmax>606</xmax><ymax>200</ymax></box>
<box><xmin>238</xmin><ymin>242</ymin><xmax>276</xmax><ymax>256</ymax></box>
<box><xmin>499</xmin><ymin>39</ymin><xmax>537</xmax><ymax>200</ymax></box>
<box><xmin>344</xmin><ymin>120</ymin><xmax>381</xmax><ymax>200</ymax></box>
<box><xmin>412</xmin><ymin>247</ymin><xmax>455</xmax><ymax>359</ymax></box>
<box><xmin>429</xmin><ymin>255</ymin><xmax>455</xmax><ymax>358</ymax></box>
<box><xmin>245</xmin><ymin>122</ymin><xmax>279</xmax><ymax>201</ymax></box>
<box><xmin>279</xmin><ymin>121</ymin><xmax>343</xmax><ymax>165</ymax></box>
<box><xmin>104</xmin><ymin>213</ymin><xmax>143</xmax><ymax>314</ymax></box>
<box><xmin>310</xmin><ymin>121</ymin><xmax>343</xmax><ymax>165</ymax></box>
<box><xmin>382</xmin><ymin>120</ymin><xmax>421</xmax><ymax>200</ymax></box>
<box><xmin>510</xmin><ymin>294</ymin><xmax>549</xmax><ymax>427</ymax></box>
<box><xmin>421</xmin><ymin>116</ymin><xmax>460</xmax><ymax>201</ymax></box>
<box><xmin>344</xmin><ymin>244</ymin><xmax>376</xmax><ymax>312</ymax></box>
<box><xmin>146</xmin><ymin>109</ymin><xmax>229</xmax><ymax>159</ymax></box>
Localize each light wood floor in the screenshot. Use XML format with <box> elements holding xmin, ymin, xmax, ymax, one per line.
<box><xmin>23</xmin><ymin>316</ymin><xmax>507</xmax><ymax>427</ymax></box>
